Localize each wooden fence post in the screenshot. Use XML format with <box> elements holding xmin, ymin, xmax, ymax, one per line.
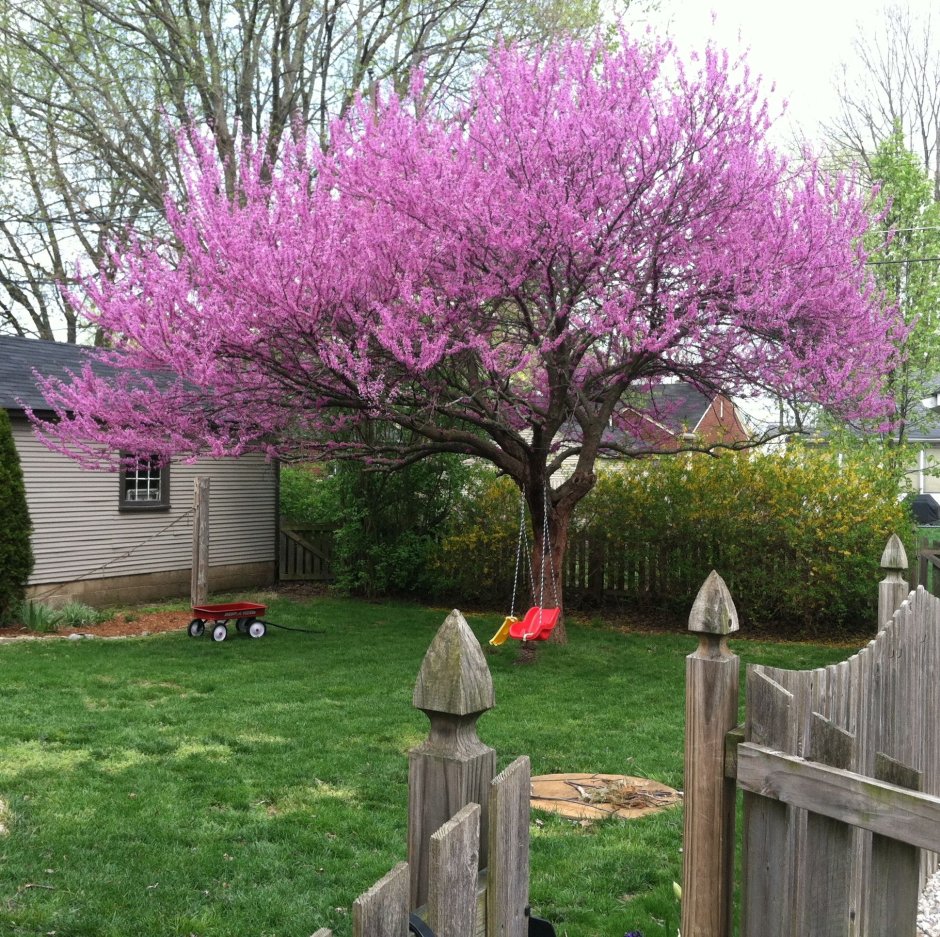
<box><xmin>681</xmin><ymin>571</ymin><xmax>740</xmax><ymax>937</ymax></box>
<box><xmin>878</xmin><ymin>533</ymin><xmax>908</xmax><ymax>630</ymax></box>
<box><xmin>408</xmin><ymin>610</ymin><xmax>496</xmax><ymax>910</ymax></box>
<box><xmin>191</xmin><ymin>476</ymin><xmax>210</xmax><ymax>608</ymax></box>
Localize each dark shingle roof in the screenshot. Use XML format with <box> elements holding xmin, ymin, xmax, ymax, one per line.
<box><xmin>635</xmin><ymin>383</ymin><xmax>714</xmax><ymax>434</ymax></box>
<box><xmin>0</xmin><ymin>335</ymin><xmax>96</xmax><ymax>413</ymax></box>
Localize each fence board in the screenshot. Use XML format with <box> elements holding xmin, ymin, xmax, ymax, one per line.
<box><xmin>736</xmin><ymin>745</ymin><xmax>940</xmax><ymax>851</ymax></box>
<box><xmin>867</xmin><ymin>754</ymin><xmax>922</xmax><ymax>937</ymax></box>
<box><xmin>428</xmin><ymin>803</ymin><xmax>481</xmax><ymax>937</ymax></box>
<box><xmin>352</xmin><ymin>861</ymin><xmax>409</xmax><ymax>937</ymax></box>
<box><xmin>742</xmin><ymin>669</ymin><xmax>797</xmax><ymax>937</ymax></box>
<box><xmin>487</xmin><ymin>756</ymin><xmax>531</xmax><ymax>937</ymax></box>
<box><xmin>800</xmin><ymin>715</ymin><xmax>855</xmax><ymax>936</ymax></box>
<box><xmin>930</xmin><ymin>591</ymin><xmax>940</xmax><ymax>879</ymax></box>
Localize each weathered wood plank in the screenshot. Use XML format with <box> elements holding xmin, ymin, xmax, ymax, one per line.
<box><xmin>742</xmin><ymin>670</ymin><xmax>797</xmax><ymax>937</ymax></box>
<box><xmin>681</xmin><ymin>572</ymin><xmax>739</xmax><ymax>937</ymax></box>
<box><xmin>487</xmin><ymin>756</ymin><xmax>530</xmax><ymax>937</ymax></box>
<box><xmin>866</xmin><ymin>754</ymin><xmax>922</xmax><ymax>937</ymax></box>
<box><xmin>723</xmin><ymin>725</ymin><xmax>745</xmax><ymax>780</ymax></box>
<box><xmin>428</xmin><ymin>803</ymin><xmax>481</xmax><ymax>937</ymax></box>
<box><xmin>800</xmin><ymin>714</ymin><xmax>856</xmax><ymax>936</ymax></box>
<box><xmin>736</xmin><ymin>743</ymin><xmax>940</xmax><ymax>851</ymax></box>
<box><xmin>352</xmin><ymin>861</ymin><xmax>409</xmax><ymax>937</ymax></box>
<box><xmin>928</xmin><ymin>590</ymin><xmax>940</xmax><ymax>880</ymax></box>
<box><xmin>311</xmin><ymin>930</ymin><xmax>333</xmax><ymax>937</ymax></box>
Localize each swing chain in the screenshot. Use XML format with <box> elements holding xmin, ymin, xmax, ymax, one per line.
<box><xmin>539</xmin><ymin>483</ymin><xmax>559</xmax><ymax>610</ymax></box>
<box><xmin>510</xmin><ymin>485</ymin><xmax>527</xmax><ymax>619</ymax></box>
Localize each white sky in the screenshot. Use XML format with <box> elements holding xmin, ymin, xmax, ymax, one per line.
<box><xmin>640</xmin><ymin>0</ymin><xmax>936</xmax><ymax>146</ymax></box>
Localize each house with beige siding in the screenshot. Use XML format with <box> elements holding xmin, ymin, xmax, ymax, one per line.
<box><xmin>1</xmin><ymin>335</ymin><xmax>277</xmax><ymax>607</ymax></box>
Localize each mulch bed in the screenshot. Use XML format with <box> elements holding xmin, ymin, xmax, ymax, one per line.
<box><xmin>0</xmin><ymin>610</ymin><xmax>187</xmax><ymax>641</ymax></box>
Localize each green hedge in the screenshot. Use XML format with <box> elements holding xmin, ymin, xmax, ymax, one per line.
<box><xmin>435</xmin><ymin>446</ymin><xmax>915</xmax><ymax>636</ymax></box>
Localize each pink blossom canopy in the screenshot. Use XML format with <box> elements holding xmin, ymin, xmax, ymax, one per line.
<box><xmin>36</xmin><ymin>34</ymin><xmax>899</xmax><ymax>491</ymax></box>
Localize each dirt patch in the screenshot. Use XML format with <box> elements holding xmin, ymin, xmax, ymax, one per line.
<box><xmin>530</xmin><ymin>772</ymin><xmax>681</xmax><ymax>821</ymax></box>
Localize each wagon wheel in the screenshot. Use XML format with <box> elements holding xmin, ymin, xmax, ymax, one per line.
<box><xmin>235</xmin><ymin>619</ymin><xmax>248</xmax><ymax>633</ymax></box>
<box><xmin>211</xmin><ymin>622</ymin><xmax>228</xmax><ymax>642</ymax></box>
<box><xmin>248</xmin><ymin>620</ymin><xmax>266</xmax><ymax>639</ymax></box>
<box><xmin>188</xmin><ymin>619</ymin><xmax>205</xmax><ymax>638</ymax></box>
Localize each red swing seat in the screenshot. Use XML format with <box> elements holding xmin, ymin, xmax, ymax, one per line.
<box><xmin>508</xmin><ymin>606</ymin><xmax>561</xmax><ymax>641</ymax></box>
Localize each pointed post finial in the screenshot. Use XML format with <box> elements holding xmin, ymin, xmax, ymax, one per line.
<box><xmin>413</xmin><ymin>609</ymin><xmax>495</xmax><ymax>715</ymax></box>
<box><xmin>688</xmin><ymin>570</ymin><xmax>739</xmax><ymax>637</ymax></box>
<box><xmin>878</xmin><ymin>533</ymin><xmax>910</xmax><ymax>631</ymax></box>
<box><xmin>880</xmin><ymin>533</ymin><xmax>908</xmax><ymax>572</ymax></box>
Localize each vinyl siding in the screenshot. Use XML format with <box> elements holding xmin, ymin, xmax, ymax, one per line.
<box><xmin>11</xmin><ymin>418</ymin><xmax>276</xmax><ymax>586</ymax></box>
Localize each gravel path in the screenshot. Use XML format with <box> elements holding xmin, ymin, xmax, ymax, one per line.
<box><xmin>921</xmin><ymin>869</ymin><xmax>940</xmax><ymax>937</ymax></box>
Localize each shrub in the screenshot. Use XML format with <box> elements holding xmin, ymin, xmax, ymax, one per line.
<box><xmin>281</xmin><ymin>456</ymin><xmax>487</xmax><ymax>599</ymax></box>
<box><xmin>433</xmin><ymin>474</ymin><xmax>520</xmax><ymax>608</ymax></box>
<box><xmin>279</xmin><ymin>463</ymin><xmax>336</xmax><ymax>527</ymax></box>
<box><xmin>13</xmin><ymin>600</ymin><xmax>58</xmax><ymax>633</ymax></box>
<box><xmin>57</xmin><ymin>602</ymin><xmax>107</xmax><ymax>628</ymax></box>
<box><xmin>436</xmin><ymin>446</ymin><xmax>915</xmax><ymax>635</ymax></box>
<box><xmin>0</xmin><ymin>409</ymin><xmax>33</xmax><ymax>624</ymax></box>
<box><xmin>582</xmin><ymin>446</ymin><xmax>914</xmax><ymax>634</ymax></box>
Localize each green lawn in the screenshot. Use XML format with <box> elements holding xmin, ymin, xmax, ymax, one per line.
<box><xmin>0</xmin><ymin>596</ymin><xmax>855</xmax><ymax>936</ymax></box>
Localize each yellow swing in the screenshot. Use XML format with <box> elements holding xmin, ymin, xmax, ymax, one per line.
<box><xmin>490</xmin><ymin>486</ymin><xmax>530</xmax><ymax>646</ymax></box>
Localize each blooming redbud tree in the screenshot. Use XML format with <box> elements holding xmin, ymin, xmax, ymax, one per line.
<box><xmin>36</xmin><ymin>35</ymin><xmax>900</xmax><ymax>642</ymax></box>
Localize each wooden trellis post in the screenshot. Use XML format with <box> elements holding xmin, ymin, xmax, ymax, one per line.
<box><xmin>191</xmin><ymin>476</ymin><xmax>210</xmax><ymax>608</ymax></box>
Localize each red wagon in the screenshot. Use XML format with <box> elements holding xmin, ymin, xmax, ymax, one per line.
<box><xmin>188</xmin><ymin>602</ymin><xmax>267</xmax><ymax>642</ymax></box>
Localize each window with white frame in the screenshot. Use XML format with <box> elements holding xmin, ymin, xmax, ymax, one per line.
<box><xmin>120</xmin><ymin>456</ymin><xmax>170</xmax><ymax>510</ymax></box>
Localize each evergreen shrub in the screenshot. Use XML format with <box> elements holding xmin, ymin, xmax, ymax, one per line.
<box><xmin>0</xmin><ymin>409</ymin><xmax>34</xmax><ymax>624</ymax></box>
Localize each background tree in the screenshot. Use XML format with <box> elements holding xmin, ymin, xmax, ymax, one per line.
<box><xmin>0</xmin><ymin>408</ymin><xmax>34</xmax><ymax>624</ymax></box>
<box><xmin>35</xmin><ymin>36</ymin><xmax>901</xmax><ymax>642</ymax></box>
<box><xmin>866</xmin><ymin>128</ymin><xmax>940</xmax><ymax>444</ymax></box>
<box><xmin>827</xmin><ymin>2</ymin><xmax>939</xmax><ymax>203</ymax></box>
<box><xmin>0</xmin><ymin>0</ymin><xmax>610</xmax><ymax>341</ymax></box>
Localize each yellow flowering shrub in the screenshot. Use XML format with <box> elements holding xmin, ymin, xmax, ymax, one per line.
<box><xmin>436</xmin><ymin>447</ymin><xmax>915</xmax><ymax>636</ymax></box>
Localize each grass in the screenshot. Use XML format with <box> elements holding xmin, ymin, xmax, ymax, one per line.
<box><xmin>0</xmin><ymin>595</ymin><xmax>856</xmax><ymax>936</ymax></box>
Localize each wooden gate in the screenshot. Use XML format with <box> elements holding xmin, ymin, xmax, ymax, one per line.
<box><xmin>312</xmin><ymin>610</ymin><xmax>538</xmax><ymax>937</ymax></box>
<box><xmin>682</xmin><ymin>535</ymin><xmax>940</xmax><ymax>937</ymax></box>
<box><xmin>278</xmin><ymin>521</ymin><xmax>335</xmax><ymax>582</ymax></box>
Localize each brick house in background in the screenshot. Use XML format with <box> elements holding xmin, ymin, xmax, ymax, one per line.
<box><xmin>550</xmin><ymin>382</ymin><xmax>751</xmax><ymax>480</ymax></box>
<box><xmin>620</xmin><ymin>382</ymin><xmax>751</xmax><ymax>451</ymax></box>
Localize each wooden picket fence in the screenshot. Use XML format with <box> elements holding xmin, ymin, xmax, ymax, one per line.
<box><xmin>312</xmin><ymin>609</ymin><xmax>536</xmax><ymax>937</ymax></box>
<box><xmin>682</xmin><ymin>534</ymin><xmax>940</xmax><ymax>937</ymax></box>
<box><xmin>312</xmin><ymin>532</ymin><xmax>939</xmax><ymax>937</ymax></box>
